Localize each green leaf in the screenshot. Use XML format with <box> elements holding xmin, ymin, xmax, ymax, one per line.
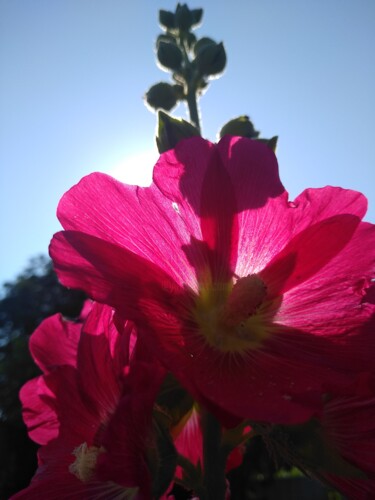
<box><xmin>156</xmin><ymin>373</ymin><xmax>195</xmax><ymax>427</ymax></box>
<box><xmin>151</xmin><ymin>408</ymin><xmax>179</xmax><ymax>498</ymax></box>
<box><xmin>156</xmin><ymin>111</ymin><xmax>200</xmax><ymax>153</ymax></box>
<box><xmin>145</xmin><ymin>82</ymin><xmax>181</xmax><ymax>112</ymax></box>
<box><xmin>219</xmin><ymin>115</ymin><xmax>260</xmax><ymax>139</ymax></box>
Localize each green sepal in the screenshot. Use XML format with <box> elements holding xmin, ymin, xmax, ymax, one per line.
<box><xmin>145</xmin><ymin>82</ymin><xmax>181</xmax><ymax>112</ymax></box>
<box><xmin>185</xmin><ymin>32</ymin><xmax>197</xmax><ymax>50</ymax></box>
<box><xmin>219</xmin><ymin>115</ymin><xmax>260</xmax><ymax>139</ymax></box>
<box><xmin>159</xmin><ymin>9</ymin><xmax>175</xmax><ymax>30</ymax></box>
<box><xmin>221</xmin><ymin>420</ymin><xmax>253</xmax><ymax>456</ymax></box>
<box><xmin>256</xmin><ymin>136</ymin><xmax>278</xmax><ymax>152</ymax></box>
<box><xmin>175</xmin><ymin>3</ymin><xmax>193</xmax><ymax>32</ymax></box>
<box><xmin>175</xmin><ymin>454</ymin><xmax>205</xmax><ymax>496</ymax></box>
<box><xmin>156</xmin><ymin>373</ymin><xmax>195</xmax><ymax>427</ymax></box>
<box><xmin>191</xmin><ymin>8</ymin><xmax>203</xmax><ymax>27</ymax></box>
<box><xmin>195</xmin><ymin>41</ymin><xmax>226</xmax><ymax>77</ymax></box>
<box><xmin>156</xmin><ymin>33</ymin><xmax>177</xmax><ymax>48</ymax></box>
<box><xmin>156</xmin><ymin>111</ymin><xmax>200</xmax><ymax>153</ymax></box>
<box><xmin>193</xmin><ymin>37</ymin><xmax>216</xmax><ymax>57</ymax></box>
<box><xmin>150</xmin><ymin>408</ymin><xmax>179</xmax><ymax>498</ymax></box>
<box><xmin>157</xmin><ymin>40</ymin><xmax>183</xmax><ymax>71</ymax></box>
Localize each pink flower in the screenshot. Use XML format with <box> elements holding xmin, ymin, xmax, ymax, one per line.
<box><xmin>12</xmin><ymin>302</ymin><xmax>165</xmax><ymax>499</ymax></box>
<box><xmin>50</xmin><ymin>136</ymin><xmax>375</xmax><ymax>425</ymax></box>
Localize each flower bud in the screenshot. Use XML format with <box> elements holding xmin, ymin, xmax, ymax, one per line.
<box><xmin>219</xmin><ymin>116</ymin><xmax>260</xmax><ymax>139</ymax></box>
<box><xmin>193</xmin><ymin>37</ymin><xmax>216</xmax><ymax>57</ymax></box>
<box><xmin>195</xmin><ymin>41</ymin><xmax>226</xmax><ymax>77</ymax></box>
<box><xmin>175</xmin><ymin>3</ymin><xmax>193</xmax><ymax>32</ymax></box>
<box><xmin>157</xmin><ymin>41</ymin><xmax>183</xmax><ymax>71</ymax></box>
<box><xmin>145</xmin><ymin>83</ymin><xmax>182</xmax><ymax>112</ymax></box>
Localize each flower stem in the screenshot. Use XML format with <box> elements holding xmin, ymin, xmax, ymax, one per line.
<box><xmin>202</xmin><ymin>410</ymin><xmax>227</xmax><ymax>500</ymax></box>
<box><xmin>186</xmin><ymin>87</ymin><xmax>201</xmax><ymax>133</ymax></box>
<box><xmin>178</xmin><ymin>34</ymin><xmax>201</xmax><ymax>133</ymax></box>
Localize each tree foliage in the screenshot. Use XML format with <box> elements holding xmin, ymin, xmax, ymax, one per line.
<box><xmin>0</xmin><ymin>255</ymin><xmax>85</xmax><ymax>499</ymax></box>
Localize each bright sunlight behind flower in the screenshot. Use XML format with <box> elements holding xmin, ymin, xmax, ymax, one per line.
<box><xmin>109</xmin><ymin>149</ymin><xmax>158</xmax><ymax>186</ymax></box>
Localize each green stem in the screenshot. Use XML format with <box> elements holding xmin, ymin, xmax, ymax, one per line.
<box><xmin>202</xmin><ymin>410</ymin><xmax>227</xmax><ymax>500</ymax></box>
<box><xmin>178</xmin><ymin>33</ymin><xmax>201</xmax><ymax>133</ymax></box>
<box><xmin>186</xmin><ymin>87</ymin><xmax>201</xmax><ymax>132</ymax></box>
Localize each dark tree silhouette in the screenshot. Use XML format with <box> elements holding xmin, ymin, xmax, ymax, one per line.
<box><xmin>0</xmin><ymin>255</ymin><xmax>85</xmax><ymax>499</ymax></box>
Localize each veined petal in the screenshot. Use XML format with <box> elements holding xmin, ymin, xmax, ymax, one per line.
<box><xmin>272</xmin><ymin>222</ymin><xmax>375</xmax><ymax>372</ymax></box>
<box><xmin>57</xmin><ymin>171</ymin><xmax>205</xmax><ymax>290</ymax></box>
<box><xmin>20</xmin><ymin>377</ymin><xmax>59</xmax><ymax>445</ymax></box>
<box><xmin>30</xmin><ymin>313</ymin><xmax>82</xmax><ymax>372</ymax></box>
<box><xmin>261</xmin><ymin>213</ymin><xmax>361</xmax><ymax>295</ymax></box>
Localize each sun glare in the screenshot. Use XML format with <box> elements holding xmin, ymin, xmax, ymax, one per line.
<box><xmin>109</xmin><ymin>149</ymin><xmax>159</xmax><ymax>186</ymax></box>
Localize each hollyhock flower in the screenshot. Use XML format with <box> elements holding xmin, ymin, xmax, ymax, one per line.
<box><xmin>50</xmin><ymin>135</ymin><xmax>375</xmax><ymax>425</ymax></box>
<box><xmin>12</xmin><ymin>302</ymin><xmax>166</xmax><ymax>499</ymax></box>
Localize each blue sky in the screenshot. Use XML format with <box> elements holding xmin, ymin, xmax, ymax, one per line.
<box><xmin>1</xmin><ymin>0</ymin><xmax>374</xmax><ymax>285</ymax></box>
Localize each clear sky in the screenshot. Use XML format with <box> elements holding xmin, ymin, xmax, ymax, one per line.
<box><xmin>1</xmin><ymin>0</ymin><xmax>374</xmax><ymax>285</ymax></box>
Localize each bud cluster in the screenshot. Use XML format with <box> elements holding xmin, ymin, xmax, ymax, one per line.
<box><xmin>145</xmin><ymin>3</ymin><xmax>227</xmax><ymax>117</ymax></box>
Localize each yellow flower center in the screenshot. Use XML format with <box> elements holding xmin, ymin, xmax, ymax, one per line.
<box><xmin>193</xmin><ymin>274</ymin><xmax>269</xmax><ymax>353</ymax></box>
<box><xmin>69</xmin><ymin>442</ymin><xmax>105</xmax><ymax>482</ymax></box>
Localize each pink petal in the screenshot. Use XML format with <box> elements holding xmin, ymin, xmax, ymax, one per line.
<box><xmin>50</xmin><ymin>231</ymin><xmax>188</xmax><ymax>326</ymax></box>
<box><xmin>154</xmin><ymin>136</ymin><xmax>287</xmax><ymax>280</ymax></box>
<box><xmin>76</xmin><ymin>331</ymin><xmax>123</xmax><ymax>420</ymax></box>
<box><xmin>82</xmin><ymin>301</ymin><xmax>133</xmax><ymax>372</ymax></box>
<box><xmin>20</xmin><ymin>377</ymin><xmax>59</xmax><ymax>445</ymax></box>
<box><xmin>57</xmin><ymin>171</ymin><xmax>205</xmax><ymax>291</ymax></box>
<box><xmin>261</xmin><ymin>213</ymin><xmax>361</xmax><ymax>295</ymax></box>
<box><xmin>173</xmin><ymin>407</ymin><xmax>202</xmax><ymax>474</ymax></box>
<box><xmin>291</xmin><ymin>186</ymin><xmax>368</xmax><ymax>229</ymax></box>
<box><xmin>154</xmin><ymin>137</ymin><xmax>239</xmax><ymax>281</ymax></box>
<box><xmin>273</xmin><ymin>222</ymin><xmax>375</xmax><ymax>373</ymax></box>
<box><xmin>29</xmin><ymin>313</ymin><xmax>82</xmax><ymax>372</ymax></box>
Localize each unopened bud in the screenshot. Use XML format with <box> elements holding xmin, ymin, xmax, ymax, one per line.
<box><xmin>195</xmin><ymin>41</ymin><xmax>226</xmax><ymax>77</ymax></box>
<box><xmin>145</xmin><ymin>83</ymin><xmax>181</xmax><ymax>112</ymax></box>
<box><xmin>193</xmin><ymin>37</ymin><xmax>216</xmax><ymax>57</ymax></box>
<box><xmin>175</xmin><ymin>3</ymin><xmax>193</xmax><ymax>32</ymax></box>
<box><xmin>157</xmin><ymin>41</ymin><xmax>183</xmax><ymax>71</ymax></box>
<box><xmin>219</xmin><ymin>116</ymin><xmax>260</xmax><ymax>139</ymax></box>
